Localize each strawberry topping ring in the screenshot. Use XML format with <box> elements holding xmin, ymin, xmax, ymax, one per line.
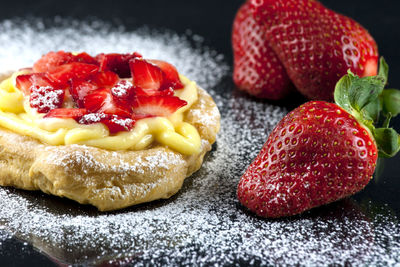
<box><xmin>16</xmin><ymin>51</ymin><xmax>187</xmax><ymax>134</ymax></box>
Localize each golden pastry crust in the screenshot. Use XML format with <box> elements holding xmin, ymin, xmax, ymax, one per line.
<box><xmin>0</xmin><ymin>72</ymin><xmax>220</xmax><ymax>211</ymax></box>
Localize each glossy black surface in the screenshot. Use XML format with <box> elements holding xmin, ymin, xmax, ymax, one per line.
<box><xmin>0</xmin><ymin>0</ymin><xmax>400</xmax><ymax>266</ymax></box>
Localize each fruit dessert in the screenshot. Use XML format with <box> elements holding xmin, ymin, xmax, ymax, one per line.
<box><xmin>232</xmin><ymin>0</ymin><xmax>378</xmax><ymax>101</ymax></box>
<box><xmin>0</xmin><ymin>51</ymin><xmax>220</xmax><ymax>211</ymax></box>
<box><xmin>237</xmin><ymin>58</ymin><xmax>400</xmax><ymax>218</ymax></box>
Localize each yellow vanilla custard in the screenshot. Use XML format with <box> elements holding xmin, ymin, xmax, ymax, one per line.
<box><xmin>0</xmin><ymin>71</ymin><xmax>201</xmax><ymax>155</ymax></box>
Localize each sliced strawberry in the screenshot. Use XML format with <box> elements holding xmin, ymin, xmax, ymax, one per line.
<box><xmin>96</xmin><ymin>52</ymin><xmax>142</xmax><ymax>78</ymax></box>
<box><xmin>74</xmin><ymin>52</ymin><xmax>99</xmax><ymax>65</ymax></box>
<box><xmin>33</xmin><ymin>51</ymin><xmax>75</xmax><ymax>73</ymax></box>
<box><xmin>15</xmin><ymin>75</ymin><xmax>32</xmax><ymax>94</ymax></box>
<box><xmin>70</xmin><ymin>71</ymin><xmax>120</xmax><ymax>108</ymax></box>
<box><xmin>132</xmin><ymin>113</ymin><xmax>154</xmax><ymax>121</ymax></box>
<box><xmin>134</xmin><ymin>86</ymin><xmax>174</xmax><ymax>97</ymax></box>
<box><xmin>70</xmin><ymin>80</ymin><xmax>98</xmax><ymax>107</ymax></box>
<box><xmin>90</xmin><ymin>71</ymin><xmax>119</xmax><ymax>88</ymax></box>
<box><xmin>84</xmin><ymin>88</ymin><xmax>132</xmax><ymax>117</ymax></box>
<box><xmin>149</xmin><ymin>60</ymin><xmax>184</xmax><ymax>89</ymax></box>
<box><xmin>33</xmin><ymin>51</ymin><xmax>99</xmax><ymax>73</ymax></box>
<box><xmin>102</xmin><ymin>115</ymin><xmax>135</xmax><ymax>134</ymax></box>
<box><xmin>48</xmin><ymin>63</ymin><xmax>99</xmax><ymax>86</ymax></box>
<box><xmin>111</xmin><ymin>80</ymin><xmax>135</xmax><ymax>100</ymax></box>
<box><xmin>30</xmin><ymin>86</ymin><xmax>65</xmax><ymax>113</ymax></box>
<box><xmin>79</xmin><ymin>113</ymin><xmax>135</xmax><ymax>134</ymax></box>
<box><xmin>132</xmin><ymin>95</ymin><xmax>187</xmax><ymax>117</ymax></box>
<box><xmin>78</xmin><ymin>112</ymin><xmax>107</xmax><ymax>124</ymax></box>
<box><xmin>44</xmin><ymin>108</ymin><xmax>87</xmax><ymax>119</ymax></box>
<box><xmin>16</xmin><ymin>73</ymin><xmax>56</xmax><ymax>95</ymax></box>
<box><xmin>130</xmin><ymin>58</ymin><xmax>164</xmax><ymax>92</ymax></box>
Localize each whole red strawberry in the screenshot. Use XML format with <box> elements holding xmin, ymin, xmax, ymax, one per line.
<box><xmin>249</xmin><ymin>0</ymin><xmax>379</xmax><ymax>101</ymax></box>
<box><xmin>237</xmin><ymin>58</ymin><xmax>400</xmax><ymax>218</ymax></box>
<box><xmin>232</xmin><ymin>1</ymin><xmax>292</xmax><ymax>100</ymax></box>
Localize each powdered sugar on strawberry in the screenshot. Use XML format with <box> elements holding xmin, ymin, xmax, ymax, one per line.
<box><xmin>111</xmin><ymin>80</ymin><xmax>133</xmax><ymax>98</ymax></box>
<box><xmin>79</xmin><ymin>112</ymin><xmax>107</xmax><ymax>124</ymax></box>
<box><xmin>109</xmin><ymin>116</ymin><xmax>135</xmax><ymax>130</ymax></box>
<box><xmin>19</xmin><ymin>49</ymin><xmax>188</xmax><ymax>133</ymax></box>
<box><xmin>30</xmin><ymin>86</ymin><xmax>64</xmax><ymax>113</ymax></box>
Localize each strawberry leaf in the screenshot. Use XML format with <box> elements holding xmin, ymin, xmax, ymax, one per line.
<box><xmin>374</xmin><ymin>127</ymin><xmax>400</xmax><ymax>158</ymax></box>
<box><xmin>333</xmin><ymin>74</ymin><xmax>353</xmax><ymax>113</ymax></box>
<box><xmin>334</xmin><ymin>57</ymin><xmax>400</xmax><ymax>159</ymax></box>
<box><xmin>356</xmin><ymin>76</ymin><xmax>385</xmax><ymax>111</ymax></box>
<box><xmin>334</xmin><ymin>57</ymin><xmax>389</xmax><ymax>124</ymax></box>
<box><xmin>362</xmin><ymin>97</ymin><xmax>381</xmax><ymax>122</ymax></box>
<box><xmin>361</xmin><ymin>98</ymin><xmax>382</xmax><ymax>122</ymax></box>
<box><xmin>378</xmin><ymin>57</ymin><xmax>389</xmax><ymax>86</ymax></box>
<box><xmin>382</xmin><ymin>112</ymin><xmax>392</xmax><ymax>128</ymax></box>
<box><xmin>381</xmin><ymin>89</ymin><xmax>400</xmax><ymax>117</ymax></box>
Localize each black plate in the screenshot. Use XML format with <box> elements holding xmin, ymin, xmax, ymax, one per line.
<box><xmin>1</xmin><ymin>0</ymin><xmax>400</xmax><ymax>266</ymax></box>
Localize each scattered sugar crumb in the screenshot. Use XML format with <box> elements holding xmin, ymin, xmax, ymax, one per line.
<box><xmin>0</xmin><ymin>18</ymin><xmax>399</xmax><ymax>266</ymax></box>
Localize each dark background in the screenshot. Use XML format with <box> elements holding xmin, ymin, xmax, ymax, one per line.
<box><xmin>1</xmin><ymin>0</ymin><xmax>400</xmax><ymax>265</ymax></box>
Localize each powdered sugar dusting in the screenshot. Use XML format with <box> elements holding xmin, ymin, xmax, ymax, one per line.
<box><xmin>30</xmin><ymin>86</ymin><xmax>63</xmax><ymax>112</ymax></box>
<box><xmin>0</xmin><ymin>18</ymin><xmax>399</xmax><ymax>266</ymax></box>
<box><xmin>45</xmin><ymin>145</ymin><xmax>184</xmax><ymax>175</ymax></box>
<box><xmin>111</xmin><ymin>80</ymin><xmax>133</xmax><ymax>98</ymax></box>
<box><xmin>190</xmin><ymin>91</ymin><xmax>220</xmax><ymax>128</ymax></box>
<box><xmin>110</xmin><ymin>116</ymin><xmax>134</xmax><ymax>130</ymax></box>
<box><xmin>79</xmin><ymin>112</ymin><xmax>107</xmax><ymax>124</ymax></box>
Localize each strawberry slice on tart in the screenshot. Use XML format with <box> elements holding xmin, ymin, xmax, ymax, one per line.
<box><xmin>15</xmin><ymin>51</ymin><xmax>189</xmax><ymax>134</ymax></box>
<box><xmin>148</xmin><ymin>60</ymin><xmax>184</xmax><ymax>89</ymax></box>
<box><xmin>129</xmin><ymin>58</ymin><xmax>164</xmax><ymax>91</ymax></box>
<box><xmin>16</xmin><ymin>73</ymin><xmax>57</xmax><ymax>95</ymax></box>
<box><xmin>70</xmin><ymin>71</ymin><xmax>121</xmax><ymax>108</ymax></box>
<box><xmin>132</xmin><ymin>95</ymin><xmax>187</xmax><ymax>117</ymax></box>
<box><xmin>74</xmin><ymin>52</ymin><xmax>98</xmax><ymax>65</ymax></box>
<box><xmin>102</xmin><ymin>115</ymin><xmax>135</xmax><ymax>133</ymax></box>
<box><xmin>96</xmin><ymin>52</ymin><xmax>142</xmax><ymax>78</ymax></box>
<box><xmin>30</xmin><ymin>85</ymin><xmax>65</xmax><ymax>113</ymax></box>
<box><xmin>69</xmin><ymin>80</ymin><xmax>98</xmax><ymax>107</ymax></box>
<box><xmin>90</xmin><ymin>71</ymin><xmax>119</xmax><ymax>88</ymax></box>
<box><xmin>48</xmin><ymin>62</ymin><xmax>99</xmax><ymax>86</ymax></box>
<box><xmin>33</xmin><ymin>51</ymin><xmax>76</xmax><ymax>73</ymax></box>
<box><xmin>83</xmin><ymin>88</ymin><xmax>132</xmax><ymax>117</ymax></box>
<box><xmin>33</xmin><ymin>51</ymin><xmax>98</xmax><ymax>73</ymax></box>
<box><xmin>110</xmin><ymin>80</ymin><xmax>135</xmax><ymax>100</ymax></box>
<box><xmin>79</xmin><ymin>113</ymin><xmax>135</xmax><ymax>134</ymax></box>
<box><xmin>133</xmin><ymin>86</ymin><xmax>175</xmax><ymax>97</ymax></box>
<box><xmin>129</xmin><ymin>58</ymin><xmax>185</xmax><ymax>93</ymax></box>
<box><xmin>44</xmin><ymin>108</ymin><xmax>88</xmax><ymax>119</ymax></box>
<box><xmin>16</xmin><ymin>72</ymin><xmax>67</xmax><ymax>113</ymax></box>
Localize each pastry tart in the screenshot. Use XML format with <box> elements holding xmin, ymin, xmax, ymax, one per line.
<box><xmin>0</xmin><ymin>51</ymin><xmax>220</xmax><ymax>211</ymax></box>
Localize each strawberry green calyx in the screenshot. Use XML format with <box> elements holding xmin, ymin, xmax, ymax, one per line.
<box><xmin>382</xmin><ymin>89</ymin><xmax>400</xmax><ymax>118</ymax></box>
<box><xmin>334</xmin><ymin>57</ymin><xmax>400</xmax><ymax>158</ymax></box>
